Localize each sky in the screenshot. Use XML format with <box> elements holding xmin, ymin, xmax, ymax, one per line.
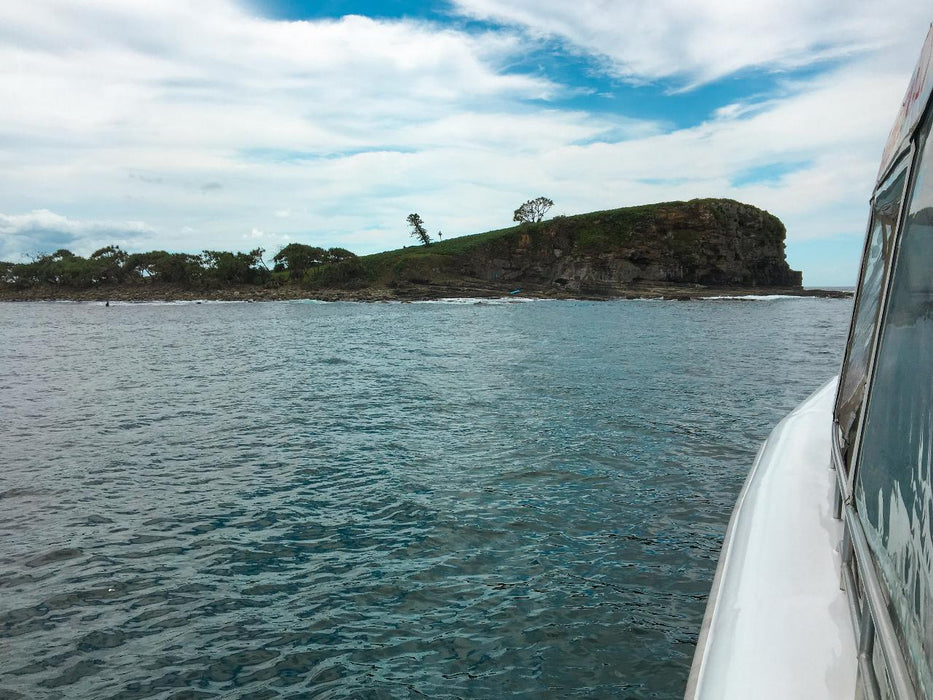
<box><xmin>0</xmin><ymin>1</ymin><xmax>930</xmax><ymax>285</ymax></box>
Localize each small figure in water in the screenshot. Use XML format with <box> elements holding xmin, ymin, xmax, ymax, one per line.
<box><xmin>105</xmin><ymin>301</ymin><xmax>110</xmax><ymax>307</ymax></box>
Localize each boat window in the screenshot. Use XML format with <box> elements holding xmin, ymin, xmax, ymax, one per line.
<box><xmin>835</xmin><ymin>158</ymin><xmax>909</xmax><ymax>470</ymax></box>
<box><xmin>856</xmin><ymin>108</ymin><xmax>933</xmax><ymax>697</ymax></box>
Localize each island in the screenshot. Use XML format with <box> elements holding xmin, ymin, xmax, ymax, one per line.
<box><xmin>0</xmin><ymin>198</ymin><xmax>849</xmax><ymax>302</ymax></box>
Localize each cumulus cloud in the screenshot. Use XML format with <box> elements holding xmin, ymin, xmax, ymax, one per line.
<box><xmin>243</xmin><ymin>227</ymin><xmax>290</xmax><ymax>246</ymax></box>
<box><xmin>0</xmin><ymin>210</ymin><xmax>155</xmax><ymax>261</ymax></box>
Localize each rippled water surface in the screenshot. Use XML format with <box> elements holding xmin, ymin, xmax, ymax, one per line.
<box><xmin>0</xmin><ymin>298</ymin><xmax>851</xmax><ymax>698</ymax></box>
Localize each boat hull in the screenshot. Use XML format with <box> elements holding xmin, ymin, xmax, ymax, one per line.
<box><xmin>685</xmin><ymin>378</ymin><xmax>857</xmax><ymax>698</ymax></box>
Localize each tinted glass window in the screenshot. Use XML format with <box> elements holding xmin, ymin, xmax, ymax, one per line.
<box><xmin>856</xmin><ymin>111</ymin><xmax>933</xmax><ymax>696</ymax></box>
<box><xmin>835</xmin><ymin>159</ymin><xmax>908</xmax><ymax>469</ymax></box>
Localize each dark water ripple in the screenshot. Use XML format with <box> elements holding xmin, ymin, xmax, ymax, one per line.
<box><xmin>0</xmin><ymin>298</ymin><xmax>851</xmax><ymax>698</ymax></box>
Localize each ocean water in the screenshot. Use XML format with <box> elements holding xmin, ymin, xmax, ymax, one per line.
<box><xmin>0</xmin><ymin>297</ymin><xmax>851</xmax><ymax>698</ymax></box>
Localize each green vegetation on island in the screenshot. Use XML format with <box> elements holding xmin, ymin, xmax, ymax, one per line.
<box><xmin>0</xmin><ymin>198</ymin><xmax>819</xmax><ymax>301</ymax></box>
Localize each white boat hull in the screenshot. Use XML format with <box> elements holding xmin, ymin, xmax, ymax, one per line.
<box><xmin>686</xmin><ymin>378</ymin><xmax>857</xmax><ymax>698</ymax></box>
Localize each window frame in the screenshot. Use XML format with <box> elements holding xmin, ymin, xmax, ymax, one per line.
<box><xmin>833</xmin><ymin>152</ymin><xmax>912</xmax><ymax>477</ymax></box>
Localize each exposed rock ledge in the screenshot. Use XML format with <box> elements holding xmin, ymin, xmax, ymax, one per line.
<box><xmin>353</xmin><ymin>198</ymin><xmax>806</xmax><ymax>297</ymax></box>
<box><xmin>0</xmin><ymin>282</ymin><xmax>850</xmax><ymax>303</ymax></box>
<box><xmin>462</xmin><ymin>198</ymin><xmax>802</xmax><ymax>292</ymax></box>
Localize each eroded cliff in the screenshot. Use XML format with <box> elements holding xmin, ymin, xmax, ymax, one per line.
<box><xmin>372</xmin><ymin>198</ymin><xmax>802</xmax><ymax>295</ymax></box>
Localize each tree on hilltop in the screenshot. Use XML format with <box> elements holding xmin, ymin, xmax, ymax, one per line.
<box><xmin>513</xmin><ymin>196</ymin><xmax>554</xmax><ymax>224</ymax></box>
<box><xmin>407</xmin><ymin>213</ymin><xmax>431</xmax><ymax>246</ymax></box>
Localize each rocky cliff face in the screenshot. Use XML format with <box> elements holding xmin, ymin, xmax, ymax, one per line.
<box><xmin>454</xmin><ymin>199</ymin><xmax>801</xmax><ymax>292</ymax></box>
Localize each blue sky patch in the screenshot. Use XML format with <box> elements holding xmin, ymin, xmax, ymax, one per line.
<box><xmin>787</xmin><ymin>234</ymin><xmax>864</xmax><ymax>287</ymax></box>
<box><xmin>732</xmin><ymin>161</ymin><xmax>814</xmax><ymax>188</ymax></box>
<box><xmin>240</xmin><ymin>147</ymin><xmax>416</xmax><ymax>163</ymax></box>
<box><xmin>245</xmin><ymin>0</ymin><xmax>450</xmax><ymax>21</ymax></box>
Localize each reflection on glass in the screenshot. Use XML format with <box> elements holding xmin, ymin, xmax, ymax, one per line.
<box><xmin>856</xmin><ymin>112</ymin><xmax>933</xmax><ymax>696</ymax></box>
<box><xmin>835</xmin><ymin>159</ymin><xmax>908</xmax><ymax>470</ymax></box>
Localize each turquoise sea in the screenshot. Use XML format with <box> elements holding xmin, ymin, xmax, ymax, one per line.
<box><xmin>0</xmin><ymin>297</ymin><xmax>851</xmax><ymax>698</ymax></box>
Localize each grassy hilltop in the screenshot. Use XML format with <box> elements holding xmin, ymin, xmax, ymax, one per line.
<box><xmin>341</xmin><ymin>197</ymin><xmax>802</xmax><ymax>296</ymax></box>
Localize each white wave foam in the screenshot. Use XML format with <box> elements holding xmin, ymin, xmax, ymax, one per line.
<box><xmin>411</xmin><ymin>296</ymin><xmax>550</xmax><ymax>305</ymax></box>
<box><xmin>701</xmin><ymin>294</ymin><xmax>803</xmax><ymax>301</ymax></box>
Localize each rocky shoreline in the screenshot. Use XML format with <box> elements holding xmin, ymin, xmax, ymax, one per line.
<box><xmin>0</xmin><ymin>281</ymin><xmax>852</xmax><ymax>303</ymax></box>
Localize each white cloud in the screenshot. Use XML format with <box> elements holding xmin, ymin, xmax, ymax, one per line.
<box><xmin>0</xmin><ymin>210</ymin><xmax>155</xmax><ymax>261</ymax></box>
<box><xmin>451</xmin><ymin>0</ymin><xmax>930</xmax><ymax>87</ymax></box>
<box><xmin>0</xmin><ymin>2</ymin><xmax>553</xmax><ymax>152</ymax></box>
<box><xmin>0</xmin><ymin>0</ymin><xmax>573</xmax><ymax>255</ymax></box>
<box><xmin>243</xmin><ymin>227</ymin><xmax>290</xmax><ymax>246</ymax></box>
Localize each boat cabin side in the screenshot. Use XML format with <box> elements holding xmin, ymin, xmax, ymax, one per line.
<box><xmin>830</xmin><ymin>23</ymin><xmax>933</xmax><ymax>700</ymax></box>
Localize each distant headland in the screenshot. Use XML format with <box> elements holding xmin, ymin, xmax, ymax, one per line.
<box><xmin>0</xmin><ymin>199</ymin><xmax>850</xmax><ymax>302</ymax></box>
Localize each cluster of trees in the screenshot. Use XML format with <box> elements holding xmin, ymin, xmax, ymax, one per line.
<box><xmin>272</xmin><ymin>244</ymin><xmax>357</xmax><ymax>278</ymax></box>
<box><xmin>0</xmin><ymin>243</ymin><xmax>359</xmax><ymax>290</ymax></box>
<box><xmin>272</xmin><ymin>243</ymin><xmax>363</xmax><ymax>288</ymax></box>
